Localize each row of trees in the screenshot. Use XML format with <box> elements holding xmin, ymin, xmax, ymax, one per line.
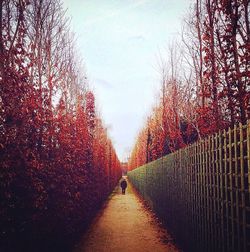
<box><xmin>129</xmin><ymin>0</ymin><xmax>249</xmax><ymax>170</ymax></box>
<box><xmin>0</xmin><ymin>0</ymin><xmax>121</xmax><ymax>251</ymax></box>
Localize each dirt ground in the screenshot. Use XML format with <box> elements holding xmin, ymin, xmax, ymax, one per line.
<box><xmin>74</xmin><ymin>177</ymin><xmax>180</xmax><ymax>252</ymax></box>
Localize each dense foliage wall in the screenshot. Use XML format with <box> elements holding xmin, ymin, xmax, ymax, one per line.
<box><xmin>128</xmin><ymin>122</ymin><xmax>250</xmax><ymax>252</ymax></box>
<box><xmin>0</xmin><ymin>1</ymin><xmax>121</xmax><ymax>251</ymax></box>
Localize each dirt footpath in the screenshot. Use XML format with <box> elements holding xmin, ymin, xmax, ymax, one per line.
<box><xmin>74</xmin><ymin>178</ymin><xmax>179</xmax><ymax>252</ymax></box>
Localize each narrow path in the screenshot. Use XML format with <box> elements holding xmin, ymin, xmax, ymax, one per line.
<box><xmin>74</xmin><ymin>178</ymin><xmax>179</xmax><ymax>252</ymax></box>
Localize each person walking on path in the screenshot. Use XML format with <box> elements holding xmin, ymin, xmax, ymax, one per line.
<box><xmin>74</xmin><ymin>179</ymin><xmax>179</xmax><ymax>252</ymax></box>
<box><xmin>120</xmin><ymin>178</ymin><xmax>127</xmax><ymax>194</ymax></box>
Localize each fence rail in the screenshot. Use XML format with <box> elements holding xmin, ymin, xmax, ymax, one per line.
<box><xmin>128</xmin><ymin>122</ymin><xmax>250</xmax><ymax>252</ymax></box>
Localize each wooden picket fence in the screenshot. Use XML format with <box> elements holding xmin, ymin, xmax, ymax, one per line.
<box><xmin>128</xmin><ymin>121</ymin><xmax>250</xmax><ymax>252</ymax></box>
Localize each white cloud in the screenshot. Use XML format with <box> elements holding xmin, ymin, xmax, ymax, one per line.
<box><xmin>94</xmin><ymin>78</ymin><xmax>113</xmax><ymax>89</ymax></box>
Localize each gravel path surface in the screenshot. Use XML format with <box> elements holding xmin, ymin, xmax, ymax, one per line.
<box><xmin>74</xmin><ymin>178</ymin><xmax>179</xmax><ymax>252</ymax></box>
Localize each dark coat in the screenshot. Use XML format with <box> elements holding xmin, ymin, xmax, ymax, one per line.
<box><xmin>120</xmin><ymin>180</ymin><xmax>127</xmax><ymax>189</ymax></box>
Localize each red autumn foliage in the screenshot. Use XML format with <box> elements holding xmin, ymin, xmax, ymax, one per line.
<box><xmin>0</xmin><ymin>1</ymin><xmax>121</xmax><ymax>251</ymax></box>
<box><xmin>128</xmin><ymin>0</ymin><xmax>249</xmax><ymax>171</ymax></box>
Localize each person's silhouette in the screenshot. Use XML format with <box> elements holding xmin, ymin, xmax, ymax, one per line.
<box><xmin>120</xmin><ymin>179</ymin><xmax>127</xmax><ymax>194</ymax></box>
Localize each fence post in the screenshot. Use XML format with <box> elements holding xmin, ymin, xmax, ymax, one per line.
<box><xmin>223</xmin><ymin>129</ymin><xmax>230</xmax><ymax>250</ymax></box>
<box><xmin>228</xmin><ymin>126</ymin><xmax>235</xmax><ymax>250</ymax></box>
<box><xmin>239</xmin><ymin>122</ymin><xmax>246</xmax><ymax>252</ymax></box>
<box><xmin>219</xmin><ymin>130</ymin><xmax>225</xmax><ymax>252</ymax></box>
<box><xmin>233</xmin><ymin>124</ymin><xmax>240</xmax><ymax>251</ymax></box>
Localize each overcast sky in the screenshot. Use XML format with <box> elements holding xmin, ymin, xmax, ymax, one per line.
<box><xmin>62</xmin><ymin>0</ymin><xmax>191</xmax><ymax>161</ymax></box>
